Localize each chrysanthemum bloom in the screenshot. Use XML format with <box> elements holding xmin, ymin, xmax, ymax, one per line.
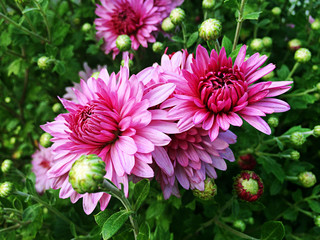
<box><xmin>154</xmin><ymin>0</ymin><xmax>184</xmax><ymax>19</ymax></box>
<box><xmin>95</xmin><ymin>0</ymin><xmax>162</xmax><ymax>58</ymax></box>
<box><xmin>31</xmin><ymin>146</ymin><xmax>55</xmax><ymax>194</ymax></box>
<box><xmin>234</xmin><ymin>171</ymin><xmax>264</xmax><ymax>202</ymax></box>
<box><xmin>42</xmin><ymin>65</ymin><xmax>176</xmax><ymax>214</ymax></box>
<box><xmin>167</xmin><ymin>45</ymin><xmax>292</xmax><ymax>141</ymax></box>
<box><xmin>153</xmin><ymin>127</ymin><xmax>236</xmax><ymax>199</ymax></box>
<box><xmin>63</xmin><ymin>62</ymin><xmax>106</xmax><ymax>103</ymax></box>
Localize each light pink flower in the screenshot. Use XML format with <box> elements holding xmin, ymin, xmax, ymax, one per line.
<box><xmin>166</xmin><ymin>45</ymin><xmax>292</xmax><ymax>141</ymax></box>
<box><xmin>153</xmin><ymin>127</ymin><xmax>236</xmax><ymax>199</ymax></box>
<box><xmin>95</xmin><ymin>0</ymin><xmax>162</xmax><ymax>58</ymax></box>
<box><xmin>41</xmin><ymin>65</ymin><xmax>176</xmax><ymax>214</ymax></box>
<box><xmin>154</xmin><ymin>0</ymin><xmax>184</xmax><ymax>18</ymax></box>
<box><xmin>31</xmin><ymin>146</ymin><xmax>54</xmax><ymax>194</ymax></box>
<box><xmin>64</xmin><ymin>63</ymin><xmax>107</xmax><ymax>103</ymax></box>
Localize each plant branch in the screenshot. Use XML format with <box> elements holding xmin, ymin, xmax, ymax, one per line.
<box><xmin>33</xmin><ymin>0</ymin><xmax>51</xmax><ymax>42</ymax></box>
<box><xmin>232</xmin><ymin>0</ymin><xmax>246</xmax><ymax>51</ymax></box>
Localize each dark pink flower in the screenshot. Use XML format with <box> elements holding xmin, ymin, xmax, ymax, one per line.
<box><xmin>31</xmin><ymin>146</ymin><xmax>54</xmax><ymax>194</ymax></box>
<box><xmin>154</xmin><ymin>0</ymin><xmax>184</xmax><ymax>18</ymax></box>
<box><xmin>167</xmin><ymin>45</ymin><xmax>292</xmax><ymax>141</ymax></box>
<box><xmin>41</xmin><ymin>65</ymin><xmax>176</xmax><ymax>214</ymax></box>
<box><xmin>95</xmin><ymin>0</ymin><xmax>162</xmax><ymax>58</ymax></box>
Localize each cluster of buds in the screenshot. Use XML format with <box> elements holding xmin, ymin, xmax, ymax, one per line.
<box><xmin>234</xmin><ymin>171</ymin><xmax>264</xmax><ymax>202</ymax></box>
<box><xmin>199</xmin><ymin>18</ymin><xmax>222</xmax><ymax>41</ymax></box>
<box><xmin>193</xmin><ymin>178</ymin><xmax>217</xmax><ymax>200</ymax></box>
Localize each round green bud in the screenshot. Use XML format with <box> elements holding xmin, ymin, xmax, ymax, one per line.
<box><xmin>311</xmin><ymin>19</ymin><xmax>320</xmax><ymax>30</ymax></box>
<box><xmin>0</xmin><ymin>182</ymin><xmax>14</xmax><ymax>198</ymax></box>
<box><xmin>290</xmin><ymin>150</ymin><xmax>300</xmax><ymax>161</ymax></box>
<box><xmin>116</xmin><ymin>35</ymin><xmax>132</xmax><ymax>52</ymax></box>
<box><xmin>193</xmin><ymin>178</ymin><xmax>217</xmax><ymax>200</ymax></box>
<box><xmin>298</xmin><ymin>171</ymin><xmax>316</xmax><ymax>188</ymax></box>
<box><xmin>313</xmin><ymin>65</ymin><xmax>319</xmax><ymax>71</ymax></box>
<box><xmin>294</xmin><ymin>48</ymin><xmax>311</xmax><ymax>63</ymax></box>
<box><xmin>1</xmin><ymin>159</ymin><xmax>13</xmax><ymax>173</ymax></box>
<box><xmin>39</xmin><ymin>133</ymin><xmax>53</xmax><ymax>148</ymax></box>
<box><xmin>262</xmin><ymin>71</ymin><xmax>274</xmax><ymax>80</ymax></box>
<box><xmin>120</xmin><ymin>59</ymin><xmax>134</xmax><ymax>69</ymax></box>
<box><xmin>314</xmin><ymin>215</ymin><xmax>320</xmax><ymax>227</ymax></box>
<box><xmin>52</xmin><ymin>103</ymin><xmax>63</xmax><ymax>113</ymax></box>
<box><xmin>152</xmin><ymin>42</ymin><xmax>164</xmax><ymax>54</ymax></box>
<box><xmin>170</xmin><ymin>8</ymin><xmax>185</xmax><ymax>25</ymax></box>
<box><xmin>288</xmin><ymin>39</ymin><xmax>301</xmax><ymax>51</ymax></box>
<box><xmin>199</xmin><ymin>18</ymin><xmax>222</xmax><ymax>41</ymax></box>
<box><xmin>161</xmin><ymin>17</ymin><xmax>175</xmax><ymax>32</ymax></box>
<box><xmin>267</xmin><ymin>117</ymin><xmax>279</xmax><ymax>128</ymax></box>
<box><xmin>202</xmin><ymin>0</ymin><xmax>215</xmax><ymax>9</ymax></box>
<box><xmin>247</xmin><ymin>217</ymin><xmax>254</xmax><ymax>225</ymax></box>
<box><xmin>69</xmin><ymin>154</ymin><xmax>106</xmax><ymax>194</ymax></box>
<box><xmin>313</xmin><ymin>125</ymin><xmax>320</xmax><ymax>137</ymax></box>
<box><xmin>250</xmin><ymin>38</ymin><xmax>264</xmax><ymax>51</ymax></box>
<box><xmin>271</xmin><ymin>7</ymin><xmax>281</xmax><ymax>16</ymax></box>
<box><xmin>37</xmin><ymin>56</ymin><xmax>51</xmax><ymax>70</ymax></box>
<box><xmin>233</xmin><ymin>220</ymin><xmax>246</xmax><ymax>232</ymax></box>
<box><xmin>81</xmin><ymin>23</ymin><xmax>92</xmax><ymax>32</ymax></box>
<box><xmin>4</xmin><ymin>97</ymin><xmax>11</xmax><ymax>103</ymax></box>
<box><xmin>12</xmin><ymin>150</ymin><xmax>22</xmax><ymax>159</ymax></box>
<box><xmin>262</xmin><ymin>37</ymin><xmax>272</xmax><ymax>48</ymax></box>
<box><xmin>9</xmin><ymin>137</ymin><xmax>16</xmax><ymax>145</ymax></box>
<box><xmin>317</xmin><ymin>83</ymin><xmax>320</xmax><ymax>92</ymax></box>
<box><xmin>314</xmin><ymin>93</ymin><xmax>320</xmax><ymax>101</ymax></box>
<box><xmin>73</xmin><ymin>17</ymin><xmax>81</xmax><ymax>25</ymax></box>
<box><xmin>290</xmin><ymin>132</ymin><xmax>306</xmax><ymax>146</ymax></box>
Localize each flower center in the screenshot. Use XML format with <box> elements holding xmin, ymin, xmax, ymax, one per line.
<box><xmin>198</xmin><ymin>67</ymin><xmax>247</xmax><ymax>113</ymax></box>
<box><xmin>111</xmin><ymin>4</ymin><xmax>140</xmax><ymax>35</ymax></box>
<box><xmin>40</xmin><ymin>160</ymin><xmax>50</xmax><ymax>169</ymax></box>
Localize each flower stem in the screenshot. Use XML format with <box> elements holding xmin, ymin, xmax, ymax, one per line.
<box><xmin>101</xmin><ymin>180</ymin><xmax>139</xmax><ymax>240</ymax></box>
<box><xmin>182</xmin><ymin>22</ymin><xmax>187</xmax><ymax>48</ymax></box>
<box><xmin>14</xmin><ymin>191</ymin><xmax>87</xmax><ymax>235</ymax></box>
<box><xmin>285</xmin><ymin>176</ymin><xmax>299</xmax><ymax>181</ymax></box>
<box><xmin>286</xmin><ymin>62</ymin><xmax>300</xmax><ymax>80</ymax></box>
<box><xmin>283</xmin><ymin>87</ymin><xmax>317</xmax><ymax>98</ymax></box>
<box><xmin>215</xmin><ymin>39</ymin><xmax>221</xmax><ymax>53</ymax></box>
<box><xmin>232</xmin><ymin>0</ymin><xmax>247</xmax><ymax>51</ymax></box>
<box><xmin>33</xmin><ymin>0</ymin><xmax>51</xmax><ymax>42</ymax></box>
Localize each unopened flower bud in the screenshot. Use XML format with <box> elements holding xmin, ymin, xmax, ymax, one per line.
<box><xmin>250</xmin><ymin>38</ymin><xmax>264</xmax><ymax>51</ymax></box>
<box><xmin>37</xmin><ymin>56</ymin><xmax>51</xmax><ymax>70</ymax></box>
<box><xmin>317</xmin><ymin>83</ymin><xmax>320</xmax><ymax>92</ymax></box>
<box><xmin>4</xmin><ymin>97</ymin><xmax>11</xmax><ymax>103</ymax></box>
<box><xmin>233</xmin><ymin>220</ymin><xmax>246</xmax><ymax>232</ymax></box>
<box><xmin>0</xmin><ymin>182</ymin><xmax>14</xmax><ymax>198</ymax></box>
<box><xmin>262</xmin><ymin>71</ymin><xmax>274</xmax><ymax>80</ymax></box>
<box><xmin>152</xmin><ymin>42</ymin><xmax>164</xmax><ymax>54</ymax></box>
<box><xmin>40</xmin><ymin>133</ymin><xmax>53</xmax><ymax>148</ymax></box>
<box><xmin>262</xmin><ymin>37</ymin><xmax>272</xmax><ymax>48</ymax></box>
<box><xmin>290</xmin><ymin>150</ymin><xmax>300</xmax><ymax>161</ymax></box>
<box><xmin>12</xmin><ymin>150</ymin><xmax>22</xmax><ymax>159</ymax></box>
<box><xmin>73</xmin><ymin>18</ymin><xmax>81</xmax><ymax>25</ymax></box>
<box><xmin>69</xmin><ymin>154</ymin><xmax>106</xmax><ymax>194</ymax></box>
<box><xmin>313</xmin><ymin>65</ymin><xmax>319</xmax><ymax>71</ymax></box>
<box><xmin>199</xmin><ymin>18</ymin><xmax>222</xmax><ymax>41</ymax></box>
<box><xmin>288</xmin><ymin>39</ymin><xmax>301</xmax><ymax>51</ymax></box>
<box><xmin>290</xmin><ymin>132</ymin><xmax>306</xmax><ymax>146</ymax></box>
<box><xmin>234</xmin><ymin>171</ymin><xmax>264</xmax><ymax>202</ymax></box>
<box><xmin>271</xmin><ymin>7</ymin><xmax>281</xmax><ymax>16</ymax></box>
<box><xmin>81</xmin><ymin>23</ymin><xmax>91</xmax><ymax>32</ymax></box>
<box><xmin>314</xmin><ymin>93</ymin><xmax>320</xmax><ymax>101</ymax></box>
<box><xmin>314</xmin><ymin>215</ymin><xmax>320</xmax><ymax>227</ymax></box>
<box><xmin>247</xmin><ymin>217</ymin><xmax>254</xmax><ymax>225</ymax></box>
<box><xmin>202</xmin><ymin>0</ymin><xmax>215</xmax><ymax>9</ymax></box>
<box><xmin>120</xmin><ymin>59</ymin><xmax>134</xmax><ymax>68</ymax></box>
<box><xmin>116</xmin><ymin>35</ymin><xmax>132</xmax><ymax>52</ymax></box>
<box><xmin>238</xmin><ymin>154</ymin><xmax>257</xmax><ymax>170</ymax></box>
<box><xmin>268</xmin><ymin>117</ymin><xmax>279</xmax><ymax>128</ymax></box>
<box><xmin>1</xmin><ymin>159</ymin><xmax>14</xmax><ymax>173</ymax></box>
<box><xmin>294</xmin><ymin>48</ymin><xmax>311</xmax><ymax>63</ymax></box>
<box><xmin>162</xmin><ymin>17</ymin><xmax>175</xmax><ymax>32</ymax></box>
<box><xmin>313</xmin><ymin>125</ymin><xmax>320</xmax><ymax>137</ymax></box>
<box><xmin>311</xmin><ymin>19</ymin><xmax>320</xmax><ymax>30</ymax></box>
<box><xmin>170</xmin><ymin>8</ymin><xmax>185</xmax><ymax>25</ymax></box>
<box><xmin>193</xmin><ymin>178</ymin><xmax>217</xmax><ymax>200</ymax></box>
<box><xmin>298</xmin><ymin>171</ymin><xmax>316</xmax><ymax>188</ymax></box>
<box><xmin>52</xmin><ymin>103</ymin><xmax>63</xmax><ymax>113</ymax></box>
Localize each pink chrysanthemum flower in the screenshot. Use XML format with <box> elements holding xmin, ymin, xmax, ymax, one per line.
<box><xmin>153</xmin><ymin>127</ymin><xmax>236</xmax><ymax>199</ymax></box>
<box><xmin>31</xmin><ymin>146</ymin><xmax>54</xmax><ymax>194</ymax></box>
<box><xmin>64</xmin><ymin>63</ymin><xmax>107</xmax><ymax>103</ymax></box>
<box><xmin>41</xmin><ymin>65</ymin><xmax>176</xmax><ymax>214</ymax></box>
<box><xmin>154</xmin><ymin>0</ymin><xmax>184</xmax><ymax>18</ymax></box>
<box><xmin>167</xmin><ymin>45</ymin><xmax>292</xmax><ymax>141</ymax></box>
<box><xmin>95</xmin><ymin>0</ymin><xmax>162</xmax><ymax>58</ymax></box>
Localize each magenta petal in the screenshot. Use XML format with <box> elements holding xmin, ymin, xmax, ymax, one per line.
<box><xmin>143</xmin><ymin>83</ymin><xmax>176</xmax><ymax>107</ymax></box>
<box><xmin>116</xmin><ymin>136</ymin><xmax>137</xmax><ymax>155</ymax></box>
<box><xmin>131</xmin><ymin>161</ymin><xmax>154</xmax><ymax>178</ymax></box>
<box><xmin>152</xmin><ymin>147</ymin><xmax>174</xmax><ymax>176</ymax></box>
<box><xmin>241</xmin><ymin>115</ymin><xmax>271</xmax><ymax>135</ymax></box>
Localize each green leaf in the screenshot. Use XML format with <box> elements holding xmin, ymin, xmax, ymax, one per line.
<box><xmin>283</xmin><ymin>208</ymin><xmax>298</xmax><ymax>221</ymax></box>
<box><xmin>133</xmin><ymin>179</ymin><xmax>150</xmax><ymax>211</ymax></box>
<box><xmin>292</xmin><ymin>189</ymin><xmax>303</xmax><ymax>202</ymax></box>
<box><xmin>243</xmin><ymin>11</ymin><xmax>262</xmax><ymax>20</ymax></box>
<box><xmin>22</xmin><ymin>8</ymin><xmax>39</xmax><ymax>14</ymax></box>
<box><xmin>232</xmin><ymin>198</ymin><xmax>239</xmax><ymax>218</ymax></box>
<box><xmin>1</xmin><ymin>31</ymin><xmax>11</xmax><ymax>47</ymax></box>
<box><xmin>275</xmin><ymin>137</ymin><xmax>284</xmax><ymax>151</ymax></box>
<box><xmin>229</xmin><ymin>44</ymin><xmax>243</xmax><ymax>62</ymax></box>
<box><xmin>283</xmin><ymin>126</ymin><xmax>312</xmax><ymax>136</ymax></box>
<box><xmin>258</xmin><ymin>19</ymin><xmax>271</xmax><ymax>27</ymax></box>
<box><xmin>312</xmin><ymin>185</ymin><xmax>320</xmax><ymax>196</ymax></box>
<box><xmin>277</xmin><ymin>65</ymin><xmax>290</xmax><ymax>80</ymax></box>
<box><xmin>8</xmin><ymin>59</ymin><xmax>22</xmax><ymax>76</ymax></box>
<box><xmin>308</xmin><ymin>200</ymin><xmax>320</xmax><ymax>213</ymax></box>
<box><xmin>270</xmin><ymin>179</ymin><xmax>282</xmax><ymax>196</ymax></box>
<box><xmin>21</xmin><ymin>204</ymin><xmax>43</xmax><ymax>239</ymax></box>
<box><xmin>258</xmin><ymin>156</ymin><xmax>285</xmax><ymax>182</ymax></box>
<box><xmin>261</xmin><ymin>221</ymin><xmax>285</xmax><ymax>240</ymax></box>
<box><xmin>137</xmin><ymin>222</ymin><xmax>150</xmax><ymax>240</ymax></box>
<box><xmin>146</xmin><ymin>202</ymin><xmax>166</xmax><ymax>219</ymax></box>
<box><xmin>102</xmin><ymin>210</ymin><xmax>132</xmax><ymax>240</ymax></box>
<box><xmin>221</xmin><ymin>36</ymin><xmax>233</xmax><ymax>57</ymax></box>
<box><xmin>60</xmin><ymin>45</ymin><xmax>74</xmax><ymax>60</ymax></box>
<box><xmin>25</xmin><ymin>178</ymin><xmax>36</xmax><ymax>196</ymax></box>
<box><xmin>172</xmin><ymin>36</ymin><xmax>184</xmax><ymax>43</ymax></box>
<box><xmin>94</xmin><ymin>210</ymin><xmax>112</xmax><ymax>228</ymax></box>
<box><xmin>187</xmin><ymin>32</ymin><xmax>199</xmax><ymax>48</ymax></box>
<box><xmin>53</xmin><ymin>61</ymin><xmax>66</xmax><ymax>75</ymax></box>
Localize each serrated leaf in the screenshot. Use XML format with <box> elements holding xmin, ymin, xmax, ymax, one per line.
<box><xmin>21</xmin><ymin>204</ymin><xmax>43</xmax><ymax>239</ymax></box>
<box><xmin>259</xmin><ymin>156</ymin><xmax>285</xmax><ymax>182</ymax></box>
<box><xmin>283</xmin><ymin>126</ymin><xmax>312</xmax><ymax>136</ymax></box>
<box><xmin>308</xmin><ymin>200</ymin><xmax>320</xmax><ymax>213</ymax></box>
<box><xmin>8</xmin><ymin>59</ymin><xmax>22</xmax><ymax>76</ymax></box>
<box><xmin>94</xmin><ymin>210</ymin><xmax>112</xmax><ymax>228</ymax></box>
<box><xmin>292</xmin><ymin>189</ymin><xmax>303</xmax><ymax>202</ymax></box>
<box><xmin>187</xmin><ymin>32</ymin><xmax>198</xmax><ymax>48</ymax></box>
<box><xmin>261</xmin><ymin>221</ymin><xmax>285</xmax><ymax>240</ymax></box>
<box><xmin>137</xmin><ymin>222</ymin><xmax>150</xmax><ymax>240</ymax></box>
<box><xmin>221</xmin><ymin>36</ymin><xmax>233</xmax><ymax>56</ymax></box>
<box><xmin>102</xmin><ymin>210</ymin><xmax>132</xmax><ymax>240</ymax></box>
<box><xmin>243</xmin><ymin>11</ymin><xmax>262</xmax><ymax>20</ymax></box>
<box><xmin>283</xmin><ymin>208</ymin><xmax>298</xmax><ymax>221</ymax></box>
<box><xmin>25</xmin><ymin>178</ymin><xmax>36</xmax><ymax>195</ymax></box>
<box><xmin>146</xmin><ymin>202</ymin><xmax>166</xmax><ymax>219</ymax></box>
<box><xmin>270</xmin><ymin>179</ymin><xmax>282</xmax><ymax>196</ymax></box>
<box><xmin>133</xmin><ymin>179</ymin><xmax>150</xmax><ymax>211</ymax></box>
<box><xmin>276</xmin><ymin>65</ymin><xmax>290</xmax><ymax>80</ymax></box>
<box><xmin>312</xmin><ymin>185</ymin><xmax>320</xmax><ymax>196</ymax></box>
<box><xmin>53</xmin><ymin>61</ymin><xmax>66</xmax><ymax>75</ymax></box>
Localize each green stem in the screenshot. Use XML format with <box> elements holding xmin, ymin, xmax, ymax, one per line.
<box><xmin>182</xmin><ymin>22</ymin><xmax>187</xmax><ymax>48</ymax></box>
<box><xmin>3</xmin><ymin>208</ymin><xmax>22</xmax><ymax>215</ymax></box>
<box><xmin>101</xmin><ymin>180</ymin><xmax>139</xmax><ymax>240</ymax></box>
<box><xmin>0</xmin><ymin>12</ymin><xmax>49</xmax><ymax>43</ymax></box>
<box><xmin>33</xmin><ymin>0</ymin><xmax>51</xmax><ymax>42</ymax></box>
<box><xmin>0</xmin><ymin>224</ymin><xmax>21</xmax><ymax>233</ymax></box>
<box><xmin>214</xmin><ymin>218</ymin><xmax>259</xmax><ymax>240</ymax></box>
<box><xmin>286</xmin><ymin>62</ymin><xmax>300</xmax><ymax>80</ymax></box>
<box><xmin>285</xmin><ymin>176</ymin><xmax>299</xmax><ymax>181</ymax></box>
<box><xmin>232</xmin><ymin>0</ymin><xmax>247</xmax><ymax>51</ymax></box>
<box><xmin>204</xmin><ymin>10</ymin><xmax>208</xmax><ymax>20</ymax></box>
<box><xmin>283</xmin><ymin>87</ymin><xmax>317</xmax><ymax>98</ymax></box>
<box><xmin>14</xmin><ymin>191</ymin><xmax>87</xmax><ymax>235</ymax></box>
<box><xmin>215</xmin><ymin>39</ymin><xmax>221</xmax><ymax>53</ymax></box>
<box><xmin>0</xmin><ymin>0</ymin><xmax>7</xmax><ymax>14</ymax></box>
<box><xmin>16</xmin><ymin>2</ymin><xmax>37</xmax><ymax>33</ymax></box>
